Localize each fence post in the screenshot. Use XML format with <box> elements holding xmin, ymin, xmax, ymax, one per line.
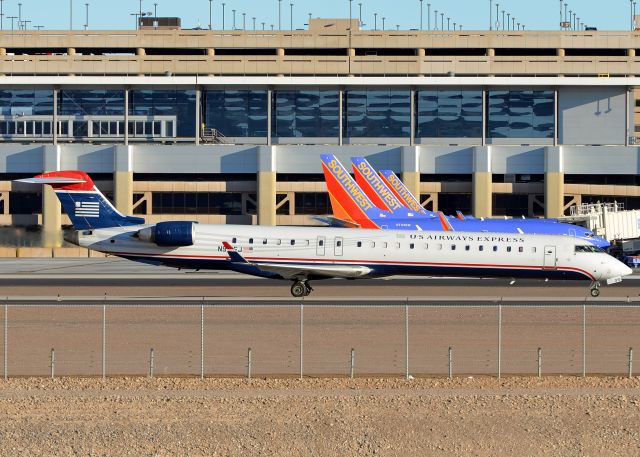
<box><xmin>537</xmin><ymin>347</ymin><xmax>542</xmax><ymax>378</ymax></box>
<box><xmin>350</xmin><ymin>348</ymin><xmax>355</xmax><ymax>379</ymax></box>
<box><xmin>247</xmin><ymin>348</ymin><xmax>252</xmax><ymax>379</ymax></box>
<box><xmin>497</xmin><ymin>302</ymin><xmax>502</xmax><ymax>379</ymax></box>
<box><xmin>200</xmin><ymin>303</ymin><xmax>204</xmax><ymax>380</ymax></box>
<box><xmin>300</xmin><ymin>303</ymin><xmax>304</xmax><ymax>380</ymax></box>
<box><xmin>50</xmin><ymin>348</ymin><xmax>55</xmax><ymax>379</ymax></box>
<box><xmin>102</xmin><ymin>304</ymin><xmax>106</xmax><ymax>380</ymax></box>
<box><xmin>149</xmin><ymin>348</ymin><xmax>155</xmax><ymax>378</ymax></box>
<box><xmin>629</xmin><ymin>347</ymin><xmax>633</xmax><ymax>378</ymax></box>
<box><xmin>582</xmin><ymin>302</ymin><xmax>586</xmax><ymax>378</ymax></box>
<box><xmin>448</xmin><ymin>347</ymin><xmax>453</xmax><ymax>379</ymax></box>
<box><xmin>405</xmin><ymin>299</ymin><xmax>409</xmax><ymax>380</ymax></box>
<box><xmin>3</xmin><ymin>303</ymin><xmax>7</xmax><ymax>381</ymax></box>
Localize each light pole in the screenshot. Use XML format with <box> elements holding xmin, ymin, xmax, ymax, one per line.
<box><xmin>512</xmin><ymin>17</ymin><xmax>515</xmax><ymax>30</ymax></box>
<box><xmin>440</xmin><ymin>12</ymin><xmax>443</xmax><ymax>30</ymax></box>
<box><xmin>434</xmin><ymin>9</ymin><xmax>437</xmax><ymax>30</ymax></box>
<box><xmin>17</xmin><ymin>3</ymin><xmax>21</xmax><ymax>29</ymax></box>
<box><xmin>427</xmin><ymin>3</ymin><xmax>431</xmax><ymax>30</ymax></box>
<box><xmin>447</xmin><ymin>17</ymin><xmax>450</xmax><ymax>30</ymax></box>
<box><xmin>0</xmin><ymin>0</ymin><xmax>4</xmax><ymax>30</ymax></box>
<box><xmin>69</xmin><ymin>0</ymin><xmax>72</xmax><ymax>29</ymax></box>
<box><xmin>632</xmin><ymin>0</ymin><xmax>635</xmax><ymax>31</ymax></box>
<box><xmin>568</xmin><ymin>10</ymin><xmax>572</xmax><ymax>29</ymax></box>
<box><xmin>502</xmin><ymin>10</ymin><xmax>505</xmax><ymax>30</ymax></box>
<box><xmin>222</xmin><ymin>3</ymin><xmax>225</xmax><ymax>30</ymax></box>
<box><xmin>349</xmin><ymin>0</ymin><xmax>352</xmax><ymax>28</ymax></box>
<box><xmin>489</xmin><ymin>0</ymin><xmax>492</xmax><ymax>30</ymax></box>
<box><xmin>290</xmin><ymin>3</ymin><xmax>293</xmax><ymax>29</ymax></box>
<box><xmin>382</xmin><ymin>16</ymin><xmax>385</xmax><ymax>30</ymax></box>
<box><xmin>154</xmin><ymin>2</ymin><xmax>157</xmax><ymax>18</ymax></box>
<box><xmin>507</xmin><ymin>12</ymin><xmax>510</xmax><ymax>30</ymax></box>
<box><xmin>419</xmin><ymin>0</ymin><xmax>423</xmax><ymax>30</ymax></box>
<box><xmin>243</xmin><ymin>12</ymin><xmax>246</xmax><ymax>30</ymax></box>
<box><xmin>130</xmin><ymin>13</ymin><xmax>139</xmax><ymax>29</ymax></box>
<box><xmin>278</xmin><ymin>0</ymin><xmax>282</xmax><ymax>29</ymax></box>
<box><xmin>85</xmin><ymin>2</ymin><xmax>89</xmax><ymax>30</ymax></box>
<box><xmin>209</xmin><ymin>0</ymin><xmax>212</xmax><ymax>29</ymax></box>
<box><xmin>374</xmin><ymin>12</ymin><xmax>377</xmax><ymax>30</ymax></box>
<box><xmin>232</xmin><ymin>9</ymin><xmax>235</xmax><ymax>29</ymax></box>
<box><xmin>358</xmin><ymin>3</ymin><xmax>362</xmax><ymax>26</ymax></box>
<box><xmin>559</xmin><ymin>0</ymin><xmax>563</xmax><ymax>30</ymax></box>
<box><xmin>252</xmin><ymin>17</ymin><xmax>256</xmax><ymax>30</ymax></box>
<box><xmin>495</xmin><ymin>3</ymin><xmax>499</xmax><ymax>30</ymax></box>
<box><xmin>262</xmin><ymin>21</ymin><xmax>265</xmax><ymax>30</ymax></box>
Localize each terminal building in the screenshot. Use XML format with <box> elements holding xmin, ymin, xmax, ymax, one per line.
<box><xmin>1</xmin><ymin>18</ymin><xmax>640</xmax><ymax>245</ymax></box>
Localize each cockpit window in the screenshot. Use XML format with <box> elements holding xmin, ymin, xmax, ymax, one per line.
<box><xmin>575</xmin><ymin>245</ymin><xmax>603</xmax><ymax>253</ymax></box>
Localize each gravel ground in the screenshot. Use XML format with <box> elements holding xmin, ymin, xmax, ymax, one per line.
<box><xmin>0</xmin><ymin>377</ymin><xmax>639</xmax><ymax>456</ymax></box>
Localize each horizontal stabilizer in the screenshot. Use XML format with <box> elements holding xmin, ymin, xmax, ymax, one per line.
<box><xmin>15</xmin><ymin>177</ymin><xmax>86</xmax><ymax>185</ymax></box>
<box><xmin>222</xmin><ymin>241</ymin><xmax>249</xmax><ymax>264</ymax></box>
<box><xmin>312</xmin><ymin>215</ymin><xmax>362</xmax><ymax>229</ymax></box>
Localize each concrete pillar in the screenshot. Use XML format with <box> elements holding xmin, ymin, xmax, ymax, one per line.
<box><xmin>348</xmin><ymin>48</ymin><xmax>355</xmax><ymax>57</ymax></box>
<box><xmin>417</xmin><ymin>48</ymin><xmax>426</xmax><ymax>57</ymax></box>
<box><xmin>257</xmin><ymin>146</ymin><xmax>277</xmax><ymax>226</ymax></box>
<box><xmin>42</xmin><ymin>145</ymin><xmax>61</xmax><ymax>247</ymax></box>
<box><xmin>136</xmin><ymin>47</ymin><xmax>146</xmax><ymax>56</ymax></box>
<box><xmin>557</xmin><ymin>48</ymin><xmax>565</xmax><ymax>57</ymax></box>
<box><xmin>628</xmin><ymin>49</ymin><xmax>636</xmax><ymax>57</ymax></box>
<box><xmin>67</xmin><ymin>48</ymin><xmax>76</xmax><ymax>56</ymax></box>
<box><xmin>277</xmin><ymin>48</ymin><xmax>285</xmax><ymax>57</ymax></box>
<box><xmin>401</xmin><ymin>146</ymin><xmax>421</xmax><ymax>200</ymax></box>
<box><xmin>472</xmin><ymin>146</ymin><xmax>492</xmax><ymax>218</ymax></box>
<box><xmin>544</xmin><ymin>146</ymin><xmax>564</xmax><ymax>218</ymax></box>
<box><xmin>114</xmin><ymin>145</ymin><xmax>133</xmax><ymax>215</ymax></box>
<box><xmin>207</xmin><ymin>48</ymin><xmax>215</xmax><ymax>56</ymax></box>
<box><xmin>487</xmin><ymin>48</ymin><xmax>495</xmax><ymax>57</ymax></box>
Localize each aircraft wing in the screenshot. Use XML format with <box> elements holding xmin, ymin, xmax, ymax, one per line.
<box><xmin>254</xmin><ymin>262</ymin><xmax>373</xmax><ymax>280</ymax></box>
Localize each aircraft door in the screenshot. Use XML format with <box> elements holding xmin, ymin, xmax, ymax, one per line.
<box><xmin>543</xmin><ymin>245</ymin><xmax>557</xmax><ymax>270</ymax></box>
<box><xmin>316</xmin><ymin>236</ymin><xmax>326</xmax><ymax>256</ymax></box>
<box><xmin>334</xmin><ymin>236</ymin><xmax>343</xmax><ymax>256</ymax></box>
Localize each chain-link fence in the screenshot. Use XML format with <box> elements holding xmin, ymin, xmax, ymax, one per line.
<box><xmin>2</xmin><ymin>302</ymin><xmax>640</xmax><ymax>379</ymax></box>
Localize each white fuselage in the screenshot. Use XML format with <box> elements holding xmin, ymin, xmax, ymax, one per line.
<box><xmin>75</xmin><ymin>224</ymin><xmax>632</xmax><ymax>283</ymax></box>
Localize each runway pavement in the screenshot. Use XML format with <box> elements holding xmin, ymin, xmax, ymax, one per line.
<box><xmin>0</xmin><ymin>258</ymin><xmax>637</xmax><ymax>300</ymax></box>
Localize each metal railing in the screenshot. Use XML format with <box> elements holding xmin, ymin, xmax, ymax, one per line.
<box><xmin>2</xmin><ymin>301</ymin><xmax>640</xmax><ymax>379</ymax></box>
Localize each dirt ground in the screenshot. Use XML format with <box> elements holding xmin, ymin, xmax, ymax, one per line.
<box><xmin>0</xmin><ymin>377</ymin><xmax>639</xmax><ymax>456</ymax></box>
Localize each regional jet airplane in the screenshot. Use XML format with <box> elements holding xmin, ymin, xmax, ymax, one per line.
<box><xmin>320</xmin><ymin>155</ymin><xmax>610</xmax><ymax>248</ymax></box>
<box><xmin>17</xmin><ymin>171</ymin><xmax>631</xmax><ymax>297</ymax></box>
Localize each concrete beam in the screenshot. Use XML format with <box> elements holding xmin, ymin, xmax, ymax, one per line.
<box><xmin>42</xmin><ymin>144</ymin><xmax>61</xmax><ymax>247</ymax></box>
<box><xmin>544</xmin><ymin>146</ymin><xmax>564</xmax><ymax>218</ymax></box>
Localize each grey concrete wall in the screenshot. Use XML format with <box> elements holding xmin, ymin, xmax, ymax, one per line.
<box><xmin>559</xmin><ymin>87</ymin><xmax>627</xmax><ymax>145</ymax></box>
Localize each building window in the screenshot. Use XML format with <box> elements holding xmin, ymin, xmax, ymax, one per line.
<box><xmin>344</xmin><ymin>89</ymin><xmax>411</xmax><ymax>138</ymax></box>
<box><xmin>273</xmin><ymin>90</ymin><xmax>339</xmax><ymax>137</ymax></box>
<box><xmin>294</xmin><ymin>192</ymin><xmax>330</xmax><ymax>215</ymax></box>
<box><xmin>59</xmin><ymin>90</ymin><xmax>124</xmax><ymax>116</ymax></box>
<box><xmin>204</xmin><ymin>90</ymin><xmax>267</xmax><ymax>137</ymax></box>
<box><xmin>151</xmin><ymin>192</ymin><xmax>242</xmax><ymax>215</ymax></box>
<box><xmin>487</xmin><ymin>90</ymin><xmax>554</xmax><ymax>138</ymax></box>
<box><xmin>129</xmin><ymin>89</ymin><xmax>196</xmax><ymax>138</ymax></box>
<box><xmin>0</xmin><ymin>89</ymin><xmax>54</xmax><ymax>116</ymax></box>
<box><xmin>416</xmin><ymin>90</ymin><xmax>482</xmax><ymax>138</ymax></box>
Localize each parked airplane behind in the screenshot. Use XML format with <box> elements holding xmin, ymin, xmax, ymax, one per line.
<box><xmin>17</xmin><ymin>171</ymin><xmax>630</xmax><ymax>297</ymax></box>
<box><xmin>320</xmin><ymin>154</ymin><xmax>610</xmax><ymax>249</ymax></box>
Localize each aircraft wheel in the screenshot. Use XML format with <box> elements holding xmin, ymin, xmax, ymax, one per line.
<box><xmin>590</xmin><ymin>288</ymin><xmax>600</xmax><ymax>297</ymax></box>
<box><xmin>291</xmin><ymin>282</ymin><xmax>307</xmax><ymax>298</ymax></box>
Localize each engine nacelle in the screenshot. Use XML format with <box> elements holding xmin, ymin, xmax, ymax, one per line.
<box><xmin>137</xmin><ymin>221</ymin><xmax>197</xmax><ymax>246</ymax></box>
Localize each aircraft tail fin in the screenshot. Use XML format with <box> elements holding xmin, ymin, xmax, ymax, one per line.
<box><xmin>351</xmin><ymin>156</ymin><xmax>409</xmax><ymax>215</ymax></box>
<box><xmin>16</xmin><ymin>171</ymin><xmax>145</xmax><ymax>230</ymax></box>
<box><xmin>437</xmin><ymin>211</ymin><xmax>455</xmax><ymax>231</ymax></box>
<box><xmin>456</xmin><ymin>211</ymin><xmax>465</xmax><ymax>220</ymax></box>
<box><xmin>378</xmin><ymin>170</ymin><xmax>431</xmax><ymax>216</ymax></box>
<box><xmin>321</xmin><ymin>154</ymin><xmax>391</xmax><ymax>229</ymax></box>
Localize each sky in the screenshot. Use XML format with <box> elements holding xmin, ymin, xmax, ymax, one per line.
<box><xmin>0</xmin><ymin>0</ymin><xmax>635</xmax><ymax>32</ymax></box>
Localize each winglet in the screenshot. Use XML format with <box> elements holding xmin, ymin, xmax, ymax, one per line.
<box><xmin>222</xmin><ymin>241</ymin><xmax>249</xmax><ymax>263</ymax></box>
<box><xmin>437</xmin><ymin>211</ymin><xmax>455</xmax><ymax>232</ymax></box>
<box><xmin>456</xmin><ymin>211</ymin><xmax>465</xmax><ymax>221</ymax></box>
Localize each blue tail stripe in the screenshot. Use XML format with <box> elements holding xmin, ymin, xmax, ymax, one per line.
<box><xmin>57</xmin><ymin>192</ymin><xmax>144</xmax><ymax>230</ymax></box>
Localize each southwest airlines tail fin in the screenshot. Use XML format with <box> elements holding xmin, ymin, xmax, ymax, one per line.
<box><xmin>351</xmin><ymin>156</ymin><xmax>412</xmax><ymax>216</ymax></box>
<box><xmin>378</xmin><ymin>170</ymin><xmax>432</xmax><ymax>216</ymax></box>
<box><xmin>16</xmin><ymin>171</ymin><xmax>145</xmax><ymax>230</ymax></box>
<box><xmin>321</xmin><ymin>154</ymin><xmax>392</xmax><ymax>229</ymax></box>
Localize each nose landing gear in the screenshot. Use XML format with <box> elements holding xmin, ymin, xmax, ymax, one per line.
<box><xmin>291</xmin><ymin>280</ymin><xmax>313</xmax><ymax>297</ymax></box>
<box><xmin>589</xmin><ymin>282</ymin><xmax>600</xmax><ymax>297</ymax></box>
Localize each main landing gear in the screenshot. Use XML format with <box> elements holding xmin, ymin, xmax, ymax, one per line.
<box><xmin>589</xmin><ymin>281</ymin><xmax>601</xmax><ymax>297</ymax></box>
<box><xmin>291</xmin><ymin>280</ymin><xmax>313</xmax><ymax>297</ymax></box>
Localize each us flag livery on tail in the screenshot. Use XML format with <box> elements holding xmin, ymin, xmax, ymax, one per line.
<box><xmin>18</xmin><ymin>170</ymin><xmax>631</xmax><ymax>297</ymax></box>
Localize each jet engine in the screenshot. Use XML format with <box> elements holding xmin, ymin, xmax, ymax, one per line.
<box><xmin>137</xmin><ymin>221</ymin><xmax>197</xmax><ymax>246</ymax></box>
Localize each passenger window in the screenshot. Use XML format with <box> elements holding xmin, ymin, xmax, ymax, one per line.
<box><xmin>263</xmin><ymin>239</ymin><xmax>268</xmax><ymax>245</ymax></box>
<box><xmin>395</xmin><ymin>242</ymin><xmax>401</xmax><ymax>249</ymax></box>
<box><xmin>493</xmin><ymin>246</ymin><xmax>498</xmax><ymax>252</ymax></box>
<box><xmin>276</xmin><ymin>239</ymin><xmax>282</xmax><ymax>246</ymax></box>
<box><xmin>451</xmin><ymin>245</ymin><xmax>456</xmax><ymax>251</ymax></box>
<box><xmin>436</xmin><ymin>243</ymin><xmax>443</xmax><ymax>250</ymax></box>
<box><xmin>232</xmin><ymin>237</ymin><xmax>237</xmax><ymax>243</ymax></box>
<box><xmin>424</xmin><ymin>243</ymin><xmax>428</xmax><ymax>250</ymax></box>
<box><xmin>518</xmin><ymin>246</ymin><xmax>523</xmax><ymax>253</ymax></box>
<box><xmin>465</xmin><ymin>245</ymin><xmax>470</xmax><ymax>251</ymax></box>
<box><xmin>290</xmin><ymin>240</ymin><xmax>295</xmax><ymax>246</ymax></box>
<box><xmin>479</xmin><ymin>246</ymin><xmax>484</xmax><ymax>251</ymax></box>
<box><xmin>369</xmin><ymin>241</ymin><xmax>376</xmax><ymax>248</ymax></box>
<box><xmin>409</xmin><ymin>243</ymin><xmax>415</xmax><ymax>249</ymax></box>
<box><xmin>319</xmin><ymin>240</ymin><xmax>324</xmax><ymax>246</ymax></box>
<box><xmin>532</xmin><ymin>247</ymin><xmax>536</xmax><ymax>253</ymax></box>
<box><xmin>337</xmin><ymin>240</ymin><xmax>342</xmax><ymax>247</ymax></box>
<box><xmin>507</xmin><ymin>246</ymin><xmax>511</xmax><ymax>253</ymax></box>
<box><xmin>249</xmin><ymin>238</ymin><xmax>253</xmax><ymax>244</ymax></box>
<box><xmin>357</xmin><ymin>241</ymin><xmax>362</xmax><ymax>248</ymax></box>
<box><xmin>383</xmin><ymin>242</ymin><xmax>388</xmax><ymax>248</ymax></box>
